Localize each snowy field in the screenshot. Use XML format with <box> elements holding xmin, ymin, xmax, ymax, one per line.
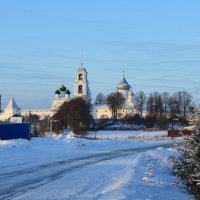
<box><xmin>87</xmin><ymin>130</ymin><xmax>168</xmax><ymax>140</ymax></box>
<box><xmin>0</xmin><ymin>133</ymin><xmax>194</xmax><ymax>200</ymax></box>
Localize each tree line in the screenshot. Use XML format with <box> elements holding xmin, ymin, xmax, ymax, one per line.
<box><xmin>26</xmin><ymin>90</ymin><xmax>194</xmax><ymax>135</ymax></box>
<box><xmin>136</xmin><ymin>90</ymin><xmax>193</xmax><ymax>118</ymax></box>
<box><xmin>95</xmin><ymin>90</ymin><xmax>194</xmax><ymax>128</ymax></box>
<box><xmin>135</xmin><ymin>90</ymin><xmax>193</xmax><ymax>128</ymax></box>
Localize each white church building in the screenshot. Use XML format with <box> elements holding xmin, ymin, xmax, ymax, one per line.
<box><xmin>92</xmin><ymin>75</ymin><xmax>136</xmax><ymax>119</ymax></box>
<box><xmin>0</xmin><ymin>64</ymin><xmax>136</xmax><ymax>121</ymax></box>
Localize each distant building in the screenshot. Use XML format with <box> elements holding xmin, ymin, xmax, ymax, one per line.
<box><xmin>51</xmin><ymin>85</ymin><xmax>71</xmax><ymax>111</ymax></box>
<box><xmin>0</xmin><ymin>98</ymin><xmax>21</xmax><ymax>121</ymax></box>
<box><xmin>92</xmin><ymin>75</ymin><xmax>136</xmax><ymax>119</ymax></box>
<box><xmin>0</xmin><ymin>64</ymin><xmax>137</xmax><ymax>121</ymax></box>
<box><xmin>74</xmin><ymin>63</ymin><xmax>91</xmax><ymax>103</ymax></box>
<box><xmin>9</xmin><ymin>114</ymin><xmax>23</xmax><ymax>123</ymax></box>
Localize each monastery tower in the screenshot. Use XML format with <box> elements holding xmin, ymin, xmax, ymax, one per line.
<box><xmin>74</xmin><ymin>63</ymin><xmax>91</xmax><ymax>102</ymax></box>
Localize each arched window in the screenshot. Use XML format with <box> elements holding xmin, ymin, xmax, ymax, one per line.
<box><xmin>78</xmin><ymin>85</ymin><xmax>83</xmax><ymax>93</ymax></box>
<box><xmin>79</xmin><ymin>74</ymin><xmax>83</xmax><ymax>80</ymax></box>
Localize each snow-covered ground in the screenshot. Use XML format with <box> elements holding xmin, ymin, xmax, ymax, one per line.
<box><xmin>87</xmin><ymin>130</ymin><xmax>168</xmax><ymax>140</ymax></box>
<box><xmin>0</xmin><ymin>133</ymin><xmax>194</xmax><ymax>200</ymax></box>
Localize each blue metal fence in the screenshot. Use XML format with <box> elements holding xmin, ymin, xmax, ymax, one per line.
<box><xmin>0</xmin><ymin>123</ymin><xmax>31</xmax><ymax>140</ymax></box>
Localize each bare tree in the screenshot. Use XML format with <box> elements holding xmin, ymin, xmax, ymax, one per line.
<box><xmin>136</xmin><ymin>91</ymin><xmax>146</xmax><ymax>116</ymax></box>
<box><xmin>153</xmin><ymin>92</ymin><xmax>163</xmax><ymax>118</ymax></box>
<box><xmin>25</xmin><ymin>113</ymin><xmax>40</xmax><ymax>136</ymax></box>
<box><xmin>168</xmin><ymin>97</ymin><xmax>180</xmax><ymax>131</ymax></box>
<box><xmin>146</xmin><ymin>93</ymin><xmax>154</xmax><ymax>115</ymax></box>
<box><xmin>162</xmin><ymin>92</ymin><xmax>169</xmax><ymax>113</ymax></box>
<box><xmin>95</xmin><ymin>93</ymin><xmax>106</xmax><ymax>105</ymax></box>
<box><xmin>106</xmin><ymin>92</ymin><xmax>125</xmax><ymax>120</ymax></box>
<box><xmin>174</xmin><ymin>91</ymin><xmax>193</xmax><ymax>117</ymax></box>
<box><xmin>173</xmin><ymin>91</ymin><xmax>183</xmax><ymax>114</ymax></box>
<box><xmin>55</xmin><ymin>98</ymin><xmax>92</xmax><ymax>134</ymax></box>
<box><xmin>182</xmin><ymin>91</ymin><xmax>192</xmax><ymax>117</ymax></box>
<box><xmin>146</xmin><ymin>92</ymin><xmax>163</xmax><ymax>117</ymax></box>
<box><xmin>168</xmin><ymin>97</ymin><xmax>179</xmax><ymax>116</ymax></box>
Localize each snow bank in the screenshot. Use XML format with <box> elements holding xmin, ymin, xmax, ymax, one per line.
<box><xmin>87</xmin><ymin>130</ymin><xmax>168</xmax><ymax>141</ymax></box>
<box><xmin>0</xmin><ymin>139</ymin><xmax>30</xmax><ymax>152</ymax></box>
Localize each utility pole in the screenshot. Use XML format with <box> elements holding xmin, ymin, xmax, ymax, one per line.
<box><xmin>50</xmin><ymin>120</ymin><xmax>53</xmax><ymax>136</ymax></box>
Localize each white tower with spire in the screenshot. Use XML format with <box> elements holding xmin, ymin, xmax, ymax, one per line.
<box><xmin>74</xmin><ymin>63</ymin><xmax>91</xmax><ymax>102</ymax></box>
<box><xmin>4</xmin><ymin>98</ymin><xmax>20</xmax><ymax>117</ymax></box>
<box><xmin>0</xmin><ymin>98</ymin><xmax>21</xmax><ymax>121</ymax></box>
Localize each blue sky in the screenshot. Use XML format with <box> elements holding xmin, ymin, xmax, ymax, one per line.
<box><xmin>0</xmin><ymin>0</ymin><xmax>200</xmax><ymax>109</ymax></box>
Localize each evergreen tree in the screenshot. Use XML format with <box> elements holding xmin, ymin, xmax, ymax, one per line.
<box><xmin>174</xmin><ymin>106</ymin><xmax>200</xmax><ymax>199</ymax></box>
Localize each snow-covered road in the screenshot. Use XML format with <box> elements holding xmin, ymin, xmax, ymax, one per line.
<box><xmin>0</xmin><ymin>135</ymin><xmax>194</xmax><ymax>200</ymax></box>
<box><xmin>0</xmin><ymin>143</ymin><xmax>173</xmax><ymax>200</ymax></box>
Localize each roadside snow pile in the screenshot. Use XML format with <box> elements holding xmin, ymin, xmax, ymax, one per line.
<box><xmin>87</xmin><ymin>130</ymin><xmax>168</xmax><ymax>141</ymax></box>
<box><xmin>147</xmin><ymin>147</ymin><xmax>178</xmax><ymax>168</ymax></box>
<box><xmin>122</xmin><ymin>147</ymin><xmax>193</xmax><ymax>200</ymax></box>
<box><xmin>96</xmin><ymin>148</ymin><xmax>192</xmax><ymax>200</ymax></box>
<box><xmin>0</xmin><ymin>139</ymin><xmax>30</xmax><ymax>152</ymax></box>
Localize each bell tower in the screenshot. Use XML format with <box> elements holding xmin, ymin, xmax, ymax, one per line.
<box><xmin>74</xmin><ymin>63</ymin><xmax>91</xmax><ymax>102</ymax></box>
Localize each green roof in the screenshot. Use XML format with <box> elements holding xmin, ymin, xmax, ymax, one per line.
<box><xmin>55</xmin><ymin>89</ymin><xmax>61</xmax><ymax>95</ymax></box>
<box><xmin>60</xmin><ymin>85</ymin><xmax>66</xmax><ymax>91</ymax></box>
<box><xmin>66</xmin><ymin>90</ymin><xmax>71</xmax><ymax>95</ymax></box>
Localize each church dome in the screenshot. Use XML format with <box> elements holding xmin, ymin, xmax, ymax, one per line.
<box><xmin>117</xmin><ymin>76</ymin><xmax>131</xmax><ymax>90</ymax></box>
<box><xmin>55</xmin><ymin>89</ymin><xmax>61</xmax><ymax>95</ymax></box>
<box><xmin>60</xmin><ymin>85</ymin><xmax>66</xmax><ymax>92</ymax></box>
<box><xmin>66</xmin><ymin>90</ymin><xmax>71</xmax><ymax>95</ymax></box>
